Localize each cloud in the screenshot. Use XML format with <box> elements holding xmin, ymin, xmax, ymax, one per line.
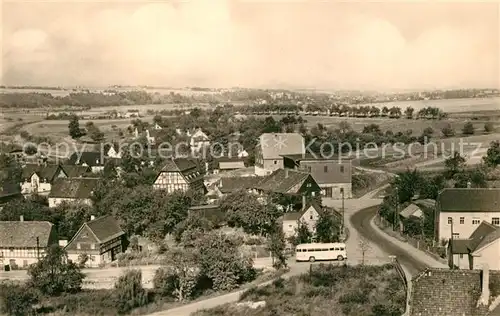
<box><xmin>1</xmin><ymin>1</ymin><xmax>498</xmax><ymax>90</ymax></box>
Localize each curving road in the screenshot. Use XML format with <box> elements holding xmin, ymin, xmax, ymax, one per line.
<box><xmin>350</xmin><ymin>205</ymin><xmax>429</xmax><ymax>276</ymax></box>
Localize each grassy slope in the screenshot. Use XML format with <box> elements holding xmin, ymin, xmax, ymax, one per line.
<box><xmin>193</xmin><ymin>264</ymin><xmax>406</xmax><ymax>316</ymax></box>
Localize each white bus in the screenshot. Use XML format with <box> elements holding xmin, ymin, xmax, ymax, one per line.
<box><xmin>295</xmin><ymin>243</ymin><xmax>347</xmax><ymax>262</ymax></box>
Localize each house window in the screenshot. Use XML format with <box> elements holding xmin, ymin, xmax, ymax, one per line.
<box><xmin>274</xmin><ymin>160</ymin><xmax>277</xmax><ymax>165</ymax></box>
<box><xmin>493</xmin><ymin>218</ymin><xmax>500</xmax><ymax>226</ymax></box>
<box><xmin>459</xmin><ymin>254</ymin><xmax>464</xmax><ymax>259</ymax></box>
<box><xmin>90</xmin><ymin>244</ymin><xmax>95</xmax><ymax>250</ymax></box>
<box><xmin>324</xmin><ymin>166</ymin><xmax>328</xmax><ymax>173</ymax></box>
<box><xmin>306</xmin><ymin>183</ymin><xmax>312</xmax><ymax>188</ymax></box>
<box><xmin>452</xmin><ymin>233</ymin><xmax>459</xmax><ymax>239</ymax></box>
<box><xmin>340</xmin><ymin>166</ymin><xmax>345</xmax><ymax>173</ymax></box>
<box><xmin>77</xmin><ymin>243</ymin><xmax>81</xmax><ymax>250</ymax></box>
<box><xmin>309</xmin><ymin>215</ymin><xmax>313</xmax><ymax>220</ymax></box>
<box><xmin>447</xmin><ymin>217</ymin><xmax>452</xmax><ymax>225</ymax></box>
<box><xmin>460</xmin><ymin>217</ymin><xmax>464</xmax><ymax>224</ymax></box>
<box><xmin>472</xmin><ymin>219</ymin><xmax>480</xmax><ymax>225</ymax></box>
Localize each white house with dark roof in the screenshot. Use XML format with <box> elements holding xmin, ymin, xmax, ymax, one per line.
<box><xmin>282</xmin><ymin>202</ymin><xmax>322</xmax><ymax>239</ymax></box>
<box><xmin>68</xmin><ymin>151</ymin><xmax>105</xmax><ymax>173</ymax></box>
<box><xmin>255</xmin><ymin>133</ymin><xmax>305</xmax><ymax>176</ymax></box>
<box><xmin>189</xmin><ymin>129</ymin><xmax>210</xmax><ymax>155</ymax></box>
<box><xmin>65</xmin><ymin>215</ymin><xmax>125</xmax><ymax>267</ymax></box>
<box><xmin>436</xmin><ymin>188</ymin><xmax>500</xmax><ymax>242</ymax></box>
<box><xmin>449</xmin><ymin>221</ymin><xmax>500</xmax><ymax>270</ymax></box>
<box><xmin>48</xmin><ymin>177</ymin><xmax>99</xmax><ymax>208</ymax></box>
<box><xmin>0</xmin><ymin>219</ymin><xmax>57</xmax><ymax>268</ymax></box>
<box><xmin>20</xmin><ymin>163</ymin><xmax>67</xmax><ymax>195</ymax></box>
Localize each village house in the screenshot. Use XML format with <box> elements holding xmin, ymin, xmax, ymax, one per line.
<box><xmin>153</xmin><ymin>158</ymin><xmax>206</xmax><ymax>194</ymax></box>
<box><xmin>281</xmin><ymin>202</ymin><xmax>322</xmax><ymax>239</ymax></box>
<box><xmin>188</xmin><ymin>204</ymin><xmax>225</xmax><ymax>224</ymax></box>
<box><xmin>399</xmin><ymin>203</ymin><xmax>424</xmax><ymax>233</ymax></box>
<box><xmin>255</xmin><ymin>133</ymin><xmax>305</xmax><ymax>176</ymax></box>
<box><xmin>48</xmin><ymin>177</ymin><xmax>99</xmax><ymax>208</ymax></box>
<box><xmin>65</xmin><ymin>215</ymin><xmax>126</xmax><ymax>268</ymax></box>
<box><xmin>0</xmin><ymin>219</ymin><xmax>57</xmax><ymax>269</ymax></box>
<box><xmin>212</xmin><ymin>157</ymin><xmax>247</xmax><ymax>174</ymax></box>
<box><xmin>435</xmin><ymin>188</ymin><xmax>500</xmax><ymax>242</ymax></box>
<box><xmin>282</xmin><ymin>154</ymin><xmax>353</xmax><ymax>199</ymax></box>
<box><xmin>255</xmin><ymin>168</ymin><xmax>322</xmax><ymax>198</ymax></box>
<box><xmin>189</xmin><ymin>128</ymin><xmax>210</xmax><ymax>154</ymax></box>
<box><xmin>216</xmin><ymin>176</ymin><xmax>264</xmax><ymax>196</ymax></box>
<box><xmin>104</xmin><ymin>143</ymin><xmax>122</xmax><ymax>159</ymax></box>
<box><xmin>60</xmin><ymin>165</ymin><xmax>92</xmax><ymax>178</ymax></box>
<box><xmin>68</xmin><ymin>151</ymin><xmax>105</xmax><ymax>173</ymax></box>
<box><xmin>20</xmin><ymin>163</ymin><xmax>67</xmax><ymax>195</ymax></box>
<box><xmin>409</xmin><ymin>266</ymin><xmax>500</xmax><ymax>316</ymax></box>
<box><xmin>448</xmin><ymin>221</ymin><xmax>500</xmax><ymax>270</ymax></box>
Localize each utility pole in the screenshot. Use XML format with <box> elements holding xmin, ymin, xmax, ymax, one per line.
<box><xmin>36</xmin><ymin>236</ymin><xmax>40</xmax><ymax>260</ymax></box>
<box><xmin>450</xmin><ymin>219</ymin><xmax>454</xmax><ymax>270</ymax></box>
<box><xmin>341</xmin><ymin>188</ymin><xmax>345</xmax><ymax>237</ymax></box>
<box><xmin>393</xmin><ymin>187</ymin><xmax>398</xmax><ymax>231</ymax></box>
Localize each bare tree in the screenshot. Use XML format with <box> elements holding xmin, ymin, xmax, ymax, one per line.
<box><xmin>358</xmin><ymin>237</ymin><xmax>371</xmax><ymax>265</ymax></box>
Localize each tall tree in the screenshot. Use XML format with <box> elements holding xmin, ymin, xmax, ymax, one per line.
<box><xmin>314</xmin><ymin>211</ymin><xmax>340</xmax><ymax>243</ymax></box>
<box><xmin>267</xmin><ymin>224</ymin><xmax>288</xmax><ymax>270</ymax></box>
<box><xmin>483</xmin><ymin>141</ymin><xmax>500</xmax><ymax>167</ymax></box>
<box><xmin>114</xmin><ymin>270</ymin><xmax>148</xmax><ymax>314</ymax></box>
<box><xmin>68</xmin><ymin>114</ymin><xmax>83</xmax><ymax>139</ymax></box>
<box><xmin>445</xmin><ymin>151</ymin><xmax>466</xmax><ymax>179</ymax></box>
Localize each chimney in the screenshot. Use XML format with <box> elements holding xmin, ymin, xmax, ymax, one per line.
<box><xmin>478</xmin><ymin>264</ymin><xmax>490</xmax><ymax>306</ymax></box>
<box><xmin>20</xmin><ymin>215</ymin><xmax>24</xmax><ymax>222</ymax></box>
<box><xmin>467</xmin><ymin>181</ymin><xmax>472</xmax><ymax>188</ymax></box>
<box><xmin>90</xmin><ymin>215</ymin><xmax>95</xmax><ymax>221</ymax></box>
<box><xmin>285</xmin><ymin>168</ymin><xmax>289</xmax><ymax>178</ymax></box>
<box><xmin>302</xmin><ymin>195</ymin><xmax>307</xmax><ymax>211</ymax></box>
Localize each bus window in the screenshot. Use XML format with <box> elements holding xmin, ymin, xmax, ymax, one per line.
<box><xmin>321</xmin><ymin>248</ymin><xmax>328</xmax><ymax>251</ymax></box>
<box><xmin>340</xmin><ymin>247</ymin><xmax>345</xmax><ymax>251</ymax></box>
<box><xmin>329</xmin><ymin>248</ymin><xmax>335</xmax><ymax>251</ymax></box>
<box><xmin>296</xmin><ymin>249</ymin><xmax>301</xmax><ymax>252</ymax></box>
<box><xmin>334</xmin><ymin>247</ymin><xmax>339</xmax><ymax>251</ymax></box>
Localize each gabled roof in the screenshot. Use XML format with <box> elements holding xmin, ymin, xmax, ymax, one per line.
<box><xmin>160</xmin><ymin>158</ymin><xmax>198</xmax><ymax>172</ymax></box>
<box><xmin>0</xmin><ymin>221</ymin><xmax>54</xmax><ymax>248</ymax></box>
<box><xmin>257</xmin><ymin>169</ymin><xmax>319</xmax><ymax>194</ymax></box>
<box><xmin>258</xmin><ymin>133</ymin><xmax>305</xmax><ymax>159</ymax></box>
<box><xmin>413</xmin><ymin>199</ymin><xmax>436</xmax><ymax>209</ymax></box>
<box><xmin>60</xmin><ymin>165</ymin><xmax>92</xmax><ymax>178</ymax></box>
<box><xmin>438</xmin><ymin>188</ymin><xmax>500</xmax><ymax>212</ymax></box>
<box><xmin>282</xmin><ymin>202</ymin><xmax>322</xmax><ymax>221</ymax></box>
<box><xmin>217</xmin><ymin>159</ymin><xmax>246</xmax><ymax>170</ymax></box>
<box><xmin>218</xmin><ymin>176</ymin><xmax>264</xmax><ymax>194</ymax></box>
<box><xmin>399</xmin><ymin>203</ymin><xmax>423</xmax><ymax>219</ymax></box>
<box><xmin>22</xmin><ymin>164</ymin><xmax>65</xmax><ymax>181</ymax></box>
<box><xmin>85</xmin><ymin>215</ymin><xmax>125</xmax><ymax>244</ymax></box>
<box><xmin>469</xmin><ymin>221</ymin><xmax>500</xmax><ymax>253</ymax></box>
<box><xmin>449</xmin><ymin>221</ymin><xmax>500</xmax><ymax>254</ymax></box>
<box><xmin>48</xmin><ymin>177</ymin><xmax>99</xmax><ymax>199</ymax></box>
<box><xmin>68</xmin><ymin>152</ymin><xmax>104</xmax><ymax>167</ymax></box>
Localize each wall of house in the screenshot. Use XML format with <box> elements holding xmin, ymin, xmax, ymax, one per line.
<box><xmin>320</xmin><ymin>183</ymin><xmax>352</xmax><ymax>199</ymax></box>
<box><xmin>49</xmin><ymin>198</ymin><xmax>92</xmax><ymax>208</ymax></box>
<box><xmin>0</xmin><ymin>247</ymin><xmax>47</xmax><ymax>268</ymax></box>
<box><xmin>153</xmin><ymin>171</ymin><xmax>189</xmax><ymax>192</ymax></box>
<box><xmin>91</xmin><ymin>166</ymin><xmax>104</xmax><ymax>173</ymax></box>
<box><xmin>299</xmin><ymin>160</ymin><xmax>352</xmax><ymax>185</ymax></box>
<box><xmin>438</xmin><ymin>212</ymin><xmax>500</xmax><ymax>241</ymax></box>
<box><xmin>472</xmin><ymin>240</ymin><xmax>500</xmax><ymax>270</ymax></box>
<box><xmin>282</xmin><ymin>206</ymin><xmax>319</xmax><ymax>239</ymax></box>
<box><xmin>451</xmin><ymin>253</ymin><xmax>470</xmax><ymax>270</ymax></box>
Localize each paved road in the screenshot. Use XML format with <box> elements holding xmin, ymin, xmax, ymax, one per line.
<box><xmin>350</xmin><ymin>205</ymin><xmax>447</xmax><ymax>276</ymax></box>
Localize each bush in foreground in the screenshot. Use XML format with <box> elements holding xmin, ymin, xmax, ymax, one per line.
<box><xmin>193</xmin><ymin>264</ymin><xmax>406</xmax><ymax>316</ymax></box>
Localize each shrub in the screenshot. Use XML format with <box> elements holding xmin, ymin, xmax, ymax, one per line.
<box><xmin>0</xmin><ymin>282</ymin><xmax>38</xmax><ymax>316</ymax></box>
<box><xmin>462</xmin><ymin>122</ymin><xmax>475</xmax><ymax>135</ymax></box>
<box><xmin>485</xmin><ymin>122</ymin><xmax>494</xmax><ymax>133</ymax></box>
<box><xmin>114</xmin><ymin>270</ymin><xmax>149</xmax><ymax>314</ymax></box>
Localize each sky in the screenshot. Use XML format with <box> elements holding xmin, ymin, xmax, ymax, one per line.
<box><xmin>1</xmin><ymin>0</ymin><xmax>499</xmax><ymax>91</ymax></box>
